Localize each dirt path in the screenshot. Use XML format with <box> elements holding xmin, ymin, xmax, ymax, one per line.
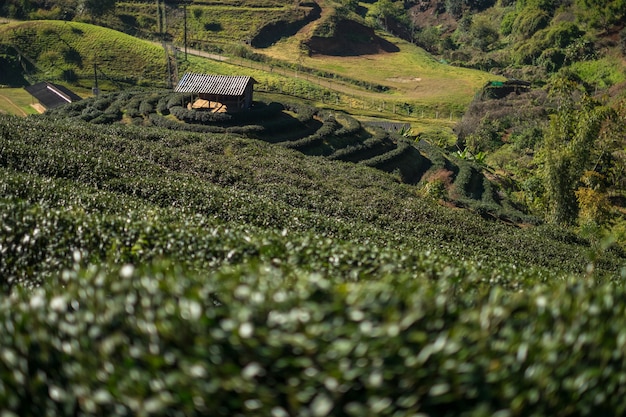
<box><xmin>0</xmin><ymin>93</ymin><xmax>28</xmax><ymax>116</ymax></box>
<box><xmin>291</xmin><ymin>0</ymin><xmax>328</xmax><ymax>41</ymax></box>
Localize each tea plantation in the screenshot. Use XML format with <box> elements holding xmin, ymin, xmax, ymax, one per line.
<box><xmin>43</xmin><ymin>90</ymin><xmax>535</xmax><ymax>223</ymax></box>
<box><xmin>1</xmin><ymin>108</ymin><xmax>626</xmax><ymax>416</ymax></box>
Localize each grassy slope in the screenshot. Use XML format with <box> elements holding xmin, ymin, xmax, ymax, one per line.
<box><xmin>0</xmin><ymin>20</ymin><xmax>167</xmax><ymax>87</ymax></box>
<box><xmin>0</xmin><ymin>0</ymin><xmax>503</xmax><ymax>132</ymax></box>
<box><xmin>0</xmin><ymin>88</ymin><xmax>38</xmax><ymax>115</ymax></box>
<box><xmin>122</xmin><ymin>0</ymin><xmax>498</xmax><ymax>112</ymax></box>
<box><xmin>262</xmin><ymin>31</ymin><xmax>497</xmax><ymax>113</ymax></box>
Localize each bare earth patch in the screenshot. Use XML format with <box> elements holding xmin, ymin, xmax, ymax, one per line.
<box><xmin>386</xmin><ymin>77</ymin><xmax>422</xmax><ymax>83</ymax></box>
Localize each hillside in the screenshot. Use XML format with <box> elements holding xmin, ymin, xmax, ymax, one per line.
<box><xmin>1</xmin><ymin>1</ymin><xmax>625</xmax><ymax>231</ymax></box>
<box><xmin>0</xmin><ymin>2</ymin><xmax>497</xmax><ymax>115</ymax></box>
<box><xmin>43</xmin><ymin>89</ymin><xmax>546</xmax><ymax>222</ymax></box>
<box><xmin>2</xmin><ymin>109</ymin><xmax>626</xmax><ymax>415</ymax></box>
<box><xmin>0</xmin><ymin>20</ymin><xmax>168</xmax><ymax>88</ymax></box>
<box><xmin>2</xmin><ymin>2</ymin><xmax>626</xmax><ymax>414</ymax></box>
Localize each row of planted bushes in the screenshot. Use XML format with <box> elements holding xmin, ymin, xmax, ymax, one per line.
<box><xmin>280</xmin><ymin>115</ymin><xmax>340</xmax><ymax>151</ymax></box>
<box><xmin>169</xmin><ymin>106</ymin><xmax>233</xmax><ymax>124</ymax></box>
<box><xmin>329</xmin><ymin>130</ymin><xmax>392</xmax><ymax>162</ymax></box>
<box><xmin>1</xmin><ymin>109</ymin><xmax>552</xmax><ymax>245</ymax></box>
<box><xmin>361</xmin><ymin>140</ymin><xmax>412</xmax><ymax>168</ymax></box>
<box><xmin>2</xmin><ymin>260</ymin><xmax>626</xmax><ymax>416</ymax></box>
<box><xmin>2</xmin><ymin>114</ymin><xmax>619</xmax><ymax>276</ymax></box>
<box><xmin>1</xmin><ymin>165</ymin><xmax>559</xmax><ymax>295</ymax></box>
<box><xmin>47</xmin><ymin>92</ymin><xmax>428</xmax><ymax>184</ymax></box>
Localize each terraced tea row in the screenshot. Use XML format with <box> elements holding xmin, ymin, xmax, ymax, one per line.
<box><xmin>45</xmin><ymin>90</ymin><xmax>530</xmax><ymax>221</ymax></box>
<box><xmin>2</xmin><ymin>113</ymin><xmax>622</xmax><ymax>289</ymax></box>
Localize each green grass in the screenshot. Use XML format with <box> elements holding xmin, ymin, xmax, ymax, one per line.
<box><xmin>0</xmin><ymin>20</ymin><xmax>167</xmax><ymax>88</ymax></box>
<box><xmin>568</xmin><ymin>56</ymin><xmax>626</xmax><ymax>89</ymax></box>
<box><xmin>262</xmin><ymin>32</ymin><xmax>502</xmax><ymax>112</ymax></box>
<box><xmin>0</xmin><ymin>88</ymin><xmax>40</xmax><ymax>115</ymax></box>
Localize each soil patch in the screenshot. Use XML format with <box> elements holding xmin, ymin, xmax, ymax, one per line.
<box><xmin>305</xmin><ymin>20</ymin><xmax>400</xmax><ymax>56</ymax></box>
<box><xmin>409</xmin><ymin>1</ymin><xmax>457</xmax><ymax>34</ymax></box>
<box><xmin>251</xmin><ymin>3</ymin><xmax>322</xmax><ymax>48</ymax></box>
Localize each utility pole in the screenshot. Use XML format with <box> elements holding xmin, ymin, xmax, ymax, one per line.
<box><xmin>92</xmin><ymin>61</ymin><xmax>100</xmax><ymax>97</ymax></box>
<box><xmin>183</xmin><ymin>0</ymin><xmax>188</xmax><ymax>60</ymax></box>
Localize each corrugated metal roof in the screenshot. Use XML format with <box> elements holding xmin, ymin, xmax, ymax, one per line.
<box><xmin>174</xmin><ymin>73</ymin><xmax>256</xmax><ymax>96</ymax></box>
<box><xmin>24</xmin><ymin>82</ymin><xmax>82</xmax><ymax>109</ymax></box>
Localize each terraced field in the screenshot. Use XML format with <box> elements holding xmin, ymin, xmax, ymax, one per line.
<box><xmin>2</xmin><ymin>107</ymin><xmax>626</xmax><ymax>416</ymax></box>
<box><xmin>44</xmin><ymin>90</ymin><xmax>536</xmax><ymax>223</ymax></box>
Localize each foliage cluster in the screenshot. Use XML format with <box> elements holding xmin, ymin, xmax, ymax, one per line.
<box><xmin>1</xmin><ymin>103</ymin><xmax>626</xmax><ymax>415</ymax></box>
<box><xmin>0</xmin><ymin>0</ymin><xmax>115</xmax><ymax>20</ymax></box>
<box><xmin>2</xmin><ymin>113</ymin><xmax>621</xmax><ymax>289</ymax></box>
<box><xmin>3</xmin><ymin>261</ymin><xmax>626</xmax><ymax>416</ymax></box>
<box><xmin>456</xmin><ymin>75</ymin><xmax>626</xmax><ymax>243</ymax></box>
<box><xmin>391</xmin><ymin>0</ymin><xmax>626</xmax><ymax>87</ymax></box>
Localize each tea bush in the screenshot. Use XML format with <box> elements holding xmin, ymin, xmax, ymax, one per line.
<box><xmin>42</xmin><ymin>90</ymin><xmax>534</xmax><ymax>219</ymax></box>
<box><xmin>361</xmin><ymin>141</ymin><xmax>411</xmax><ymax>168</ymax></box>
<box><xmin>1</xmin><ymin>262</ymin><xmax>626</xmax><ymax>416</ymax></box>
<box><xmin>1</xmin><ymin>113</ymin><xmax>620</xmax><ymax>280</ymax></box>
<box><xmin>1</xmin><ymin>110</ymin><xmax>626</xmax><ymax>415</ymax></box>
<box><xmin>281</xmin><ymin>116</ymin><xmax>340</xmax><ymax>150</ymax></box>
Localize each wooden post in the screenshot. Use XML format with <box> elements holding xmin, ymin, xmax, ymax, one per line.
<box><xmin>183</xmin><ymin>1</ymin><xmax>188</xmax><ymax>61</ymax></box>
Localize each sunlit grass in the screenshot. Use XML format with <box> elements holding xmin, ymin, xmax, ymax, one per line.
<box><xmin>0</xmin><ymin>88</ymin><xmax>39</xmax><ymax>116</ymax></box>
<box><xmin>568</xmin><ymin>55</ymin><xmax>626</xmax><ymax>90</ymax></box>
<box><xmin>0</xmin><ymin>21</ymin><xmax>167</xmax><ymax>87</ymax></box>
<box><xmin>262</xmin><ymin>32</ymin><xmax>500</xmax><ymax>110</ymax></box>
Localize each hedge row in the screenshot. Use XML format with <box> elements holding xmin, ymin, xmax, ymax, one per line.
<box><xmin>361</xmin><ymin>141</ymin><xmax>412</xmax><ymax>168</ymax></box>
<box><xmin>169</xmin><ymin>106</ymin><xmax>232</xmax><ymax>124</ymax></box>
<box><xmin>328</xmin><ymin>129</ymin><xmax>392</xmax><ymax>162</ymax></box>
<box><xmin>334</xmin><ymin>113</ymin><xmax>362</xmax><ymax>137</ymax></box>
<box><xmin>280</xmin><ymin>116</ymin><xmax>340</xmax><ymax>150</ymax></box>
<box><xmin>281</xmin><ymin>101</ymin><xmax>319</xmax><ymax>123</ymax></box>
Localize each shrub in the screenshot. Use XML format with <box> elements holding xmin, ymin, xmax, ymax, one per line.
<box><xmin>512</xmin><ymin>7</ymin><xmax>550</xmax><ymax>40</ymax></box>
<box><xmin>170</xmin><ymin>106</ymin><xmax>232</xmax><ymax>124</ymax></box>
<box><xmin>419</xmin><ymin>168</ymin><xmax>454</xmax><ymax>200</ymax></box>
<box><xmin>361</xmin><ymin>141</ymin><xmax>411</xmax><ymax>168</ymax></box>
<box><xmin>2</xmin><ymin>262</ymin><xmax>626</xmax><ymax>416</ymax></box>
<box><xmin>334</xmin><ymin>113</ymin><xmax>361</xmax><ymax>137</ymax></box>
<box><xmin>501</xmin><ymin>11</ymin><xmax>517</xmax><ymax>36</ymax></box>
<box><xmin>281</xmin><ymin>116</ymin><xmax>340</xmax><ymax>150</ymax></box>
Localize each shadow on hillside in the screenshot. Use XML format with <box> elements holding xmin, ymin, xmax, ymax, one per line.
<box><xmin>251</xmin><ymin>2</ymin><xmax>322</xmax><ymax>48</ymax></box>
<box><xmin>305</xmin><ymin>20</ymin><xmax>400</xmax><ymax>56</ymax></box>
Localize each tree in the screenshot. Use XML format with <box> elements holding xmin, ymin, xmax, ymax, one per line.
<box><xmin>366</xmin><ymin>0</ymin><xmax>404</xmax><ymax>31</ymax></box>
<box><xmin>539</xmin><ymin>78</ymin><xmax>614</xmax><ymax>224</ymax></box>
<box><xmin>576</xmin><ymin>0</ymin><xmax>626</xmax><ymax>31</ymax></box>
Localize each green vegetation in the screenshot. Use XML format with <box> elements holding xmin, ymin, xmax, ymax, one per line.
<box><xmin>41</xmin><ymin>90</ymin><xmax>530</xmax><ymax>221</ymax></box>
<box><xmin>4</xmin><ymin>261</ymin><xmax>626</xmax><ymax>416</ymax></box>
<box><xmin>0</xmin><ymin>2</ymin><xmax>626</xmax><ymax>414</ymax></box>
<box><xmin>1</xmin><ymin>110</ymin><xmax>626</xmax><ymax>414</ymax></box>
<box><xmin>0</xmin><ymin>20</ymin><xmax>167</xmax><ymax>88</ymax></box>
<box><xmin>0</xmin><ymin>88</ymin><xmax>39</xmax><ymax>115</ymax></box>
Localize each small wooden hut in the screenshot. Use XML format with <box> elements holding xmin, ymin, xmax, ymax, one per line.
<box><xmin>174</xmin><ymin>73</ymin><xmax>257</xmax><ymax>113</ymax></box>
